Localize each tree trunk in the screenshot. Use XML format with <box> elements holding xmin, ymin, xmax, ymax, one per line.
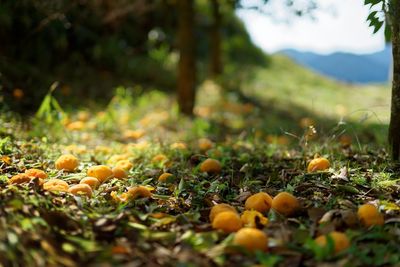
<box><xmin>177</xmin><ymin>0</ymin><xmax>196</xmax><ymax>116</ymax></box>
<box><xmin>209</xmin><ymin>0</ymin><xmax>222</xmax><ymax>76</ymax></box>
<box><xmin>389</xmin><ymin>0</ymin><xmax>400</xmax><ymax>161</ymax></box>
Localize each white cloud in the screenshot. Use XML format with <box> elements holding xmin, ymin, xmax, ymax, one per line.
<box><xmin>236</xmin><ymin>0</ymin><xmax>386</xmax><ymax>54</ymax></box>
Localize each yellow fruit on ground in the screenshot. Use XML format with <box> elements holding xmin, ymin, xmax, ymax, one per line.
<box><xmin>25</xmin><ymin>168</ymin><xmax>48</xmax><ymax>179</ymax></box>
<box><xmin>198</xmin><ymin>138</ymin><xmax>214</xmax><ymax>151</ymax></box>
<box><xmin>68</xmin><ymin>184</ymin><xmax>93</xmax><ymax>197</ymax></box>
<box><xmin>115</xmin><ymin>159</ymin><xmax>133</xmax><ymax>171</ymax></box>
<box><xmin>43</xmin><ymin>179</ymin><xmax>69</xmax><ymax>192</ymax></box>
<box><xmin>127</xmin><ymin>186</ymin><xmax>152</xmax><ymax>199</ymax></box>
<box><xmin>233</xmin><ymin>228</ymin><xmax>268</xmax><ymax>252</ymax></box>
<box><xmin>158</xmin><ymin>172</ymin><xmax>174</xmax><ymax>183</ymax></box>
<box><xmin>80</xmin><ymin>177</ymin><xmax>100</xmax><ymax>189</ymax></box>
<box><xmin>212</xmin><ymin>211</ymin><xmax>242</xmax><ymax>233</ymax></box>
<box><xmin>240</xmin><ymin>210</ymin><xmax>269</xmax><ymax>228</ymax></box>
<box><xmin>77</xmin><ymin>111</ymin><xmax>90</xmax><ymax>122</ymax></box>
<box><xmin>55</xmin><ymin>154</ymin><xmax>79</xmax><ymax>172</ymax></box>
<box><xmin>199</xmin><ymin>158</ymin><xmax>222</xmax><ymax>174</ymax></box>
<box><xmin>271</xmin><ymin>192</ymin><xmax>300</xmax><ymax>216</ymax></box>
<box><xmin>123</xmin><ymin>129</ymin><xmax>145</xmax><ymax>140</ymax></box>
<box><xmin>87</xmin><ymin>165</ymin><xmax>113</xmax><ymax>183</ymax></box>
<box><xmin>9</xmin><ymin>173</ymin><xmax>33</xmax><ymax>184</ymax></box>
<box><xmin>209</xmin><ymin>204</ymin><xmax>237</xmax><ymax>222</ymax></box>
<box><xmin>314</xmin><ymin>231</ymin><xmax>350</xmax><ymax>254</ymax></box>
<box><xmin>357</xmin><ymin>204</ymin><xmax>384</xmax><ymax>227</ymax></box>
<box><xmin>245</xmin><ymin>192</ymin><xmax>273</xmax><ymax>213</ymax></box>
<box><xmin>66</xmin><ymin>121</ymin><xmax>85</xmax><ymax>131</ymax></box>
<box><xmin>107</xmin><ymin>154</ymin><xmax>129</xmax><ymax>165</ymax></box>
<box><xmin>112</xmin><ymin>167</ymin><xmax>128</xmax><ymax>179</ymax></box>
<box><xmin>170</xmin><ymin>142</ymin><xmax>187</xmax><ymax>150</ymax></box>
<box><xmin>307</xmin><ymin>157</ymin><xmax>330</xmax><ymax>172</ymax></box>
<box><xmin>151</xmin><ymin>154</ymin><xmax>168</xmax><ymax>164</ymax></box>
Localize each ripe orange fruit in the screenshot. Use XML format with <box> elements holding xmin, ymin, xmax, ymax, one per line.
<box><xmin>170</xmin><ymin>142</ymin><xmax>187</xmax><ymax>150</ymax></box>
<box><xmin>233</xmin><ymin>228</ymin><xmax>268</xmax><ymax>252</ymax></box>
<box><xmin>25</xmin><ymin>168</ymin><xmax>48</xmax><ymax>179</ymax></box>
<box><xmin>199</xmin><ymin>158</ymin><xmax>222</xmax><ymax>174</ymax></box>
<box><xmin>158</xmin><ymin>173</ymin><xmax>174</xmax><ymax>183</ymax></box>
<box><xmin>79</xmin><ymin>177</ymin><xmax>100</xmax><ymax>189</ymax></box>
<box><xmin>209</xmin><ymin>204</ymin><xmax>237</xmax><ymax>222</ymax></box>
<box><xmin>151</xmin><ymin>154</ymin><xmax>168</xmax><ymax>164</ymax></box>
<box><xmin>43</xmin><ymin>179</ymin><xmax>69</xmax><ymax>192</ymax></box>
<box><xmin>55</xmin><ymin>154</ymin><xmax>79</xmax><ymax>172</ymax></box>
<box><xmin>8</xmin><ymin>173</ymin><xmax>33</xmax><ymax>184</ymax></box>
<box><xmin>357</xmin><ymin>204</ymin><xmax>384</xmax><ymax>227</ymax></box>
<box><xmin>127</xmin><ymin>186</ymin><xmax>152</xmax><ymax>199</ymax></box>
<box><xmin>198</xmin><ymin>138</ymin><xmax>214</xmax><ymax>151</ymax></box>
<box><xmin>115</xmin><ymin>160</ymin><xmax>133</xmax><ymax>171</ymax></box>
<box><xmin>240</xmin><ymin>210</ymin><xmax>269</xmax><ymax>228</ymax></box>
<box><xmin>307</xmin><ymin>157</ymin><xmax>330</xmax><ymax>172</ymax></box>
<box><xmin>112</xmin><ymin>167</ymin><xmax>128</xmax><ymax>179</ymax></box>
<box><xmin>68</xmin><ymin>184</ymin><xmax>93</xmax><ymax>197</ymax></box>
<box><xmin>87</xmin><ymin>165</ymin><xmax>113</xmax><ymax>183</ymax></box>
<box><xmin>212</xmin><ymin>211</ymin><xmax>242</xmax><ymax>233</ymax></box>
<box><xmin>314</xmin><ymin>231</ymin><xmax>350</xmax><ymax>254</ymax></box>
<box><xmin>271</xmin><ymin>192</ymin><xmax>299</xmax><ymax>216</ymax></box>
<box><xmin>245</xmin><ymin>192</ymin><xmax>273</xmax><ymax>213</ymax></box>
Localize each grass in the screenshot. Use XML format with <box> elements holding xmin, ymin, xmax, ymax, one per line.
<box><xmin>0</xmin><ymin>57</ymin><xmax>399</xmax><ymax>266</ymax></box>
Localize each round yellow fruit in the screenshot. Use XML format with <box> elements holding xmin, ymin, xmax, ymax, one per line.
<box><xmin>233</xmin><ymin>228</ymin><xmax>268</xmax><ymax>252</ymax></box>
<box><xmin>112</xmin><ymin>167</ymin><xmax>128</xmax><ymax>179</ymax></box>
<box><xmin>55</xmin><ymin>154</ymin><xmax>79</xmax><ymax>172</ymax></box>
<box><xmin>127</xmin><ymin>186</ymin><xmax>152</xmax><ymax>199</ymax></box>
<box><xmin>245</xmin><ymin>192</ymin><xmax>273</xmax><ymax>213</ymax></box>
<box><xmin>9</xmin><ymin>173</ymin><xmax>33</xmax><ymax>185</ymax></box>
<box><xmin>25</xmin><ymin>168</ymin><xmax>48</xmax><ymax>179</ymax></box>
<box><xmin>43</xmin><ymin>179</ymin><xmax>69</xmax><ymax>192</ymax></box>
<box><xmin>79</xmin><ymin>177</ymin><xmax>100</xmax><ymax>189</ymax></box>
<box><xmin>158</xmin><ymin>172</ymin><xmax>174</xmax><ymax>183</ymax></box>
<box><xmin>68</xmin><ymin>184</ymin><xmax>93</xmax><ymax>197</ymax></box>
<box><xmin>314</xmin><ymin>231</ymin><xmax>350</xmax><ymax>254</ymax></box>
<box><xmin>212</xmin><ymin>211</ymin><xmax>242</xmax><ymax>233</ymax></box>
<box><xmin>307</xmin><ymin>157</ymin><xmax>330</xmax><ymax>172</ymax></box>
<box><xmin>198</xmin><ymin>138</ymin><xmax>214</xmax><ymax>151</ymax></box>
<box><xmin>87</xmin><ymin>165</ymin><xmax>113</xmax><ymax>183</ymax></box>
<box><xmin>271</xmin><ymin>192</ymin><xmax>299</xmax><ymax>216</ymax></box>
<box><xmin>357</xmin><ymin>204</ymin><xmax>384</xmax><ymax>227</ymax></box>
<box><xmin>199</xmin><ymin>159</ymin><xmax>222</xmax><ymax>174</ymax></box>
<box><xmin>115</xmin><ymin>160</ymin><xmax>133</xmax><ymax>171</ymax></box>
<box><xmin>209</xmin><ymin>203</ymin><xmax>237</xmax><ymax>222</ymax></box>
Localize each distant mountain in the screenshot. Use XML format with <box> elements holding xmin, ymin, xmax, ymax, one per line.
<box><xmin>279</xmin><ymin>46</ymin><xmax>392</xmax><ymax>84</ymax></box>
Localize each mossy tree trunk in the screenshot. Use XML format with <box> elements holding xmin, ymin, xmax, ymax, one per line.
<box><xmin>389</xmin><ymin>0</ymin><xmax>400</xmax><ymax>161</ymax></box>
<box><xmin>209</xmin><ymin>0</ymin><xmax>222</xmax><ymax>77</ymax></box>
<box><xmin>177</xmin><ymin>0</ymin><xmax>196</xmax><ymax>116</ymax></box>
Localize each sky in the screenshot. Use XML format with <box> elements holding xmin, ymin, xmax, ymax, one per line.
<box><xmin>236</xmin><ymin>0</ymin><xmax>386</xmax><ymax>55</ymax></box>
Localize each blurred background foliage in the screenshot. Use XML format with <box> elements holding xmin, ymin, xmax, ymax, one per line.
<box><xmin>0</xmin><ymin>0</ymin><xmax>267</xmax><ymax>113</ymax></box>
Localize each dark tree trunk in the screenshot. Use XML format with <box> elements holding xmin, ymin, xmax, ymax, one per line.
<box><xmin>177</xmin><ymin>0</ymin><xmax>196</xmax><ymax>116</ymax></box>
<box><xmin>389</xmin><ymin>0</ymin><xmax>400</xmax><ymax>161</ymax></box>
<box><xmin>209</xmin><ymin>0</ymin><xmax>222</xmax><ymax>76</ymax></box>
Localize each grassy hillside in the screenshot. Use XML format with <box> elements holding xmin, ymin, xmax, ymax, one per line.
<box><xmin>236</xmin><ymin>54</ymin><xmax>390</xmax><ymax>144</ymax></box>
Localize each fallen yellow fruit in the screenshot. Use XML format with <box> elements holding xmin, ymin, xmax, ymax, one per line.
<box><xmin>307</xmin><ymin>157</ymin><xmax>330</xmax><ymax>172</ymax></box>
<box><xmin>199</xmin><ymin>158</ymin><xmax>222</xmax><ymax>174</ymax></box>
<box><xmin>271</xmin><ymin>192</ymin><xmax>299</xmax><ymax>217</ymax></box>
<box><xmin>233</xmin><ymin>228</ymin><xmax>268</xmax><ymax>252</ymax></box>
<box><xmin>212</xmin><ymin>211</ymin><xmax>242</xmax><ymax>233</ymax></box>
<box><xmin>357</xmin><ymin>203</ymin><xmax>384</xmax><ymax>227</ymax></box>
<box><xmin>55</xmin><ymin>154</ymin><xmax>79</xmax><ymax>172</ymax></box>
<box><xmin>245</xmin><ymin>192</ymin><xmax>273</xmax><ymax>213</ymax></box>
<box><xmin>314</xmin><ymin>231</ymin><xmax>350</xmax><ymax>254</ymax></box>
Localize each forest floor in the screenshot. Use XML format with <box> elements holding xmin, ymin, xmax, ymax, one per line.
<box><xmin>0</xmin><ymin>58</ymin><xmax>399</xmax><ymax>267</ymax></box>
